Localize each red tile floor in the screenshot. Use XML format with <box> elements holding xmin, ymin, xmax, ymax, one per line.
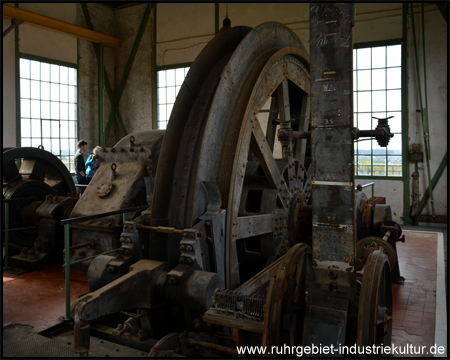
<box><xmin>3</xmin><ymin>264</ymin><xmax>89</xmax><ymax>333</ymax></box>
<box><xmin>391</xmin><ymin>231</ymin><xmax>438</xmax><ymax>357</ymax></box>
<box><xmin>2</xmin><ymin>231</ymin><xmax>440</xmax><ymax>356</ymax></box>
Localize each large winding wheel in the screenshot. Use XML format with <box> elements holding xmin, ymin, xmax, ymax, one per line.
<box><xmin>3</xmin><ymin>147</ymin><xmax>76</xmax><ymax>252</ymax></box>
<box><xmin>151</xmin><ymin>22</ymin><xmax>312</xmax><ymax>290</ymax></box>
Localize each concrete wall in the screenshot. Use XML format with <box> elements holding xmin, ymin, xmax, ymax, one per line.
<box><xmin>114</xmin><ymin>4</ymin><xmax>153</xmax><ymax>136</ymax></box>
<box><xmin>76</xmin><ymin>3</ymin><xmax>115</xmax><ymax>151</ymax></box>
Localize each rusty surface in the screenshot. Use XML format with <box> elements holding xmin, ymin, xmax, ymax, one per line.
<box><xmin>367</xmin><ymin>196</ymin><xmax>386</xmax><ymax>206</ymax></box>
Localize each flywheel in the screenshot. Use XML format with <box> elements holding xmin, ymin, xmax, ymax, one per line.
<box><xmin>151</xmin><ymin>22</ymin><xmax>311</xmax><ymax>290</ymax></box>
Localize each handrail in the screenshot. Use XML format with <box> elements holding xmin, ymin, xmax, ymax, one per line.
<box><xmin>356</xmin><ymin>182</ymin><xmax>375</xmax><ymax>197</ymax></box>
<box><xmin>61</xmin><ymin>204</ymin><xmax>149</xmax><ymax>320</ymax></box>
<box><xmin>60</xmin><ymin>205</ymin><xmax>149</xmax><ymax>225</ymax></box>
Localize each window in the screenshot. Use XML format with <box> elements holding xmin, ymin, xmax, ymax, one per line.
<box><xmin>157</xmin><ymin>67</ymin><xmax>189</xmax><ymax>129</ymax></box>
<box><xmin>353</xmin><ymin>44</ymin><xmax>402</xmax><ymax>177</ymax></box>
<box><xmin>19</xmin><ymin>57</ymin><xmax>78</xmax><ymax>172</ymax></box>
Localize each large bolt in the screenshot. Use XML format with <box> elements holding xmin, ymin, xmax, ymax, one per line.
<box><xmin>329</xmin><ymin>283</ymin><xmax>338</xmax><ymax>291</ymax></box>
<box><xmin>179</xmin><ymin>256</ymin><xmax>185</xmax><ymax>263</ymax></box>
<box><xmin>186</xmin><ymin>245</ymin><xmax>193</xmax><ymax>252</ymax></box>
<box><xmin>185</xmin><ymin>258</ymin><xmax>193</xmax><ymax>265</ymax></box>
<box><xmin>180</xmin><ymin>244</ymin><xmax>186</xmax><ymax>251</ymax></box>
<box><xmin>168</xmin><ymin>277</ymin><xmax>177</xmax><ymax>285</ymax></box>
<box><xmin>329</xmin><ymin>271</ymin><xmax>338</xmax><ymax>280</ymax></box>
<box><xmin>107</xmin><ymin>266</ymin><xmax>115</xmax><ymax>274</ymax></box>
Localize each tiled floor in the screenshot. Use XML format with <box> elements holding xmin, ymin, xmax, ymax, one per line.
<box><xmin>3</xmin><ymin>264</ymin><xmax>89</xmax><ymax>333</ymax></box>
<box><xmin>391</xmin><ymin>231</ymin><xmax>438</xmax><ymax>357</ymax></box>
<box><xmin>2</xmin><ymin>231</ymin><xmax>443</xmax><ymax>356</ymax></box>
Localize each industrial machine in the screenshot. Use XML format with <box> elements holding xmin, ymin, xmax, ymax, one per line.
<box><xmin>3</xmin><ymin>146</ymin><xmax>77</xmax><ymax>271</ymax></box>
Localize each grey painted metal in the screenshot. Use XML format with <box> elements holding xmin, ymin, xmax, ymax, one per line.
<box><xmin>304</xmin><ymin>2</ymin><xmax>356</xmax><ymax>348</ymax></box>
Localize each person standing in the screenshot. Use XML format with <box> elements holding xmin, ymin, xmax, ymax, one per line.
<box><xmin>74</xmin><ymin>140</ymin><xmax>88</xmax><ymax>195</ymax></box>
<box><xmin>85</xmin><ymin>153</ymin><xmax>96</xmax><ymax>183</ymax></box>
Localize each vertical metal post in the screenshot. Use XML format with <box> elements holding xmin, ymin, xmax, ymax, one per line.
<box><xmin>98</xmin><ymin>42</ymin><xmax>105</xmax><ymax>147</ymax></box>
<box><xmin>4</xmin><ymin>202</ymin><xmax>10</xmax><ymax>269</ymax></box>
<box><xmin>123</xmin><ymin>212</ymin><xmax>128</xmax><ymax>222</ymax></box>
<box><xmin>62</xmin><ymin>224</ymin><xmax>72</xmax><ymax>320</ymax></box>
<box><xmin>302</xmin><ymin>3</ymin><xmax>356</xmax><ymax>348</ymax></box>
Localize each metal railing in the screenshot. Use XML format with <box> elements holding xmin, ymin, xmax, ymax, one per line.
<box><xmin>2</xmin><ymin>197</ymin><xmax>38</xmax><ymax>269</ymax></box>
<box><xmin>59</xmin><ymin>204</ymin><xmax>149</xmax><ymax>320</ymax></box>
<box><xmin>356</xmin><ymin>182</ymin><xmax>375</xmax><ymax>197</ymax></box>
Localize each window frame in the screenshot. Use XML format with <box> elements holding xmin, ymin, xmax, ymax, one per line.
<box><xmin>353</xmin><ymin>39</ymin><xmax>406</xmax><ymax>180</ymax></box>
<box><xmin>154</xmin><ymin>62</ymin><xmax>192</xmax><ymax>129</ymax></box>
<box><xmin>18</xmin><ymin>53</ymin><xmax>79</xmax><ymax>173</ymax></box>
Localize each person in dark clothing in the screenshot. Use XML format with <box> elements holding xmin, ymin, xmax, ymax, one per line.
<box><xmin>74</xmin><ymin>140</ymin><xmax>88</xmax><ymax>196</ymax></box>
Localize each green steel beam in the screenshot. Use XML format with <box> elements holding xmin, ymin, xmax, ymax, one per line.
<box><xmin>215</xmin><ymin>3</ymin><xmax>219</xmax><ymax>34</ymax></box>
<box><xmin>152</xmin><ymin>3</ymin><xmax>158</xmax><ymax>129</ymax></box>
<box><xmin>410</xmin><ymin>3</ymin><xmax>435</xmax><ymax>216</ymax></box>
<box><xmin>98</xmin><ymin>42</ymin><xmax>105</xmax><ymax>147</ymax></box>
<box><xmin>413</xmin><ymin>152</ymin><xmax>447</xmax><ymax>223</ymax></box>
<box><xmin>15</xmin><ymin>3</ymin><xmax>20</xmax><ymax>148</ymax></box>
<box><xmin>3</xmin><ymin>18</ymin><xmax>23</xmax><ymax>38</ymax></box>
<box><xmin>402</xmin><ymin>3</ymin><xmax>412</xmax><ymax>225</ymax></box>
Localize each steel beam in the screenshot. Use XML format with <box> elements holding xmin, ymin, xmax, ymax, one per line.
<box><xmin>3</xmin><ymin>18</ymin><xmax>23</xmax><ymax>38</ymax></box>
<box><xmin>303</xmin><ymin>3</ymin><xmax>356</xmax><ymax>349</ymax></box>
<box><xmin>3</xmin><ymin>4</ymin><xmax>121</xmax><ymax>48</ymax></box>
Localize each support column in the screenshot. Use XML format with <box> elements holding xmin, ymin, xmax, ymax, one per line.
<box><xmin>302</xmin><ymin>3</ymin><xmax>356</xmax><ymax>348</ymax></box>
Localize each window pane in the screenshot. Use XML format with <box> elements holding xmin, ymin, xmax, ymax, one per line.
<box><xmin>60</xmin><ymin>84</ymin><xmax>68</xmax><ymax>102</ymax></box>
<box><xmin>175</xmin><ymin>68</ymin><xmax>184</xmax><ymax>86</ymax></box>
<box><xmin>61</xmin><ymin>121</ymin><xmax>69</xmax><ymax>137</ymax></box>
<box><xmin>371</xmin><ymin>46</ymin><xmax>386</xmax><ymax>68</ymax></box>
<box><xmin>41</xmin><ymin>82</ymin><xmax>50</xmax><ymax>100</ymax></box>
<box><xmin>31</xmin><ymin>119</ymin><xmax>41</xmax><ymax>137</ymax></box>
<box><xmin>356</xmin><ymin>156</ymin><xmax>371</xmax><ymax>176</ymax></box>
<box><xmin>158</xmin><ymin>71</ymin><xmax>166</xmax><ymax>87</ymax></box>
<box><xmin>156</xmin><ymin>105</ymin><xmax>165</xmax><ymax>121</ymax></box>
<box><xmin>372</xmin><ymin>69</ymin><xmax>385</xmax><ymax>90</ymax></box>
<box><xmin>373</xmin><ymin>141</ymin><xmax>386</xmax><ymax>156</ymax></box>
<box><xmin>356</xmin><ymin>48</ymin><xmax>371</xmax><ymax>69</ymax></box>
<box><xmin>51</xmin><ymin>102</ymin><xmax>59</xmax><ymax>119</ymax></box>
<box><xmin>387</xmin><ymin>112</ymin><xmax>401</xmax><ymax>132</ymax></box>
<box><xmin>41</xmin><ymin>63</ymin><xmax>50</xmax><ymax>82</ymax></box>
<box><xmin>22</xmin><ymin>138</ymin><xmax>31</xmax><ymax>147</ymax></box>
<box><xmin>42</xmin><ymin>120</ymin><xmax>51</xmax><ymax>136</ymax></box>
<box><xmin>358</xmin><ymin>92</ymin><xmax>371</xmax><ymax>112</ymax></box>
<box><xmin>61</xmin><ymin>139</ymin><xmax>69</xmax><ymax>154</ymax></box>
<box><xmin>20</xmin><ymin>59</ymin><xmax>30</xmax><ymax>78</ymax></box>
<box><xmin>30</xmin><ymin>61</ymin><xmax>40</xmax><ymax>80</ymax></box>
<box><xmin>357</xmin><ymin>70</ymin><xmax>371</xmax><ymax>91</ymax></box>
<box><xmin>388</xmin><ymin>156</ymin><xmax>402</xmax><ymax>176</ymax></box>
<box><xmin>31</xmin><ymin>100</ymin><xmax>40</xmax><ymax>118</ymax></box>
<box><xmin>69</xmin><ymin>86</ymin><xmax>76</xmax><ymax>103</ymax></box>
<box><xmin>68</xmin><ymin>68</ymin><xmax>77</xmax><ymax>86</ymax></box>
<box><xmin>51</xmin><ymin>64</ymin><xmax>59</xmax><ymax>83</ymax></box>
<box><xmin>41</xmin><ymin>101</ymin><xmax>50</xmax><ymax>119</ymax></box>
<box><xmin>166</xmin><ymin>69</ymin><xmax>175</xmax><ymax>86</ymax></box>
<box><xmin>358</xmin><ymin>113</ymin><xmax>372</xmax><ymax>130</ymax></box>
<box><xmin>51</xmin><ymin>83</ymin><xmax>59</xmax><ymax>101</ymax></box>
<box><xmin>158</xmin><ymin>121</ymin><xmax>167</xmax><ymax>130</ymax></box>
<box><xmin>21</xmin><ymin>118</ymin><xmax>31</xmax><ymax>137</ymax></box>
<box><xmin>60</xmin><ymin>67</ymin><xmax>68</xmax><ymax>84</ymax></box>
<box><xmin>70</xmin><ymin>139</ymin><xmax>77</xmax><ymax>155</ymax></box>
<box><xmin>43</xmin><ymin>138</ymin><xmax>51</xmax><ymax>151</ymax></box>
<box><xmin>52</xmin><ymin>121</ymin><xmax>59</xmax><ymax>137</ymax></box>
<box><xmin>30</xmin><ymin>80</ymin><xmax>40</xmax><ymax>99</ymax></box>
<box><xmin>166</xmin><ymin>103</ymin><xmax>174</xmax><ymax>119</ymax></box>
<box><xmin>176</xmin><ymin>85</ymin><xmax>181</xmax><ymax>96</ymax></box>
<box><xmin>166</xmin><ymin>86</ymin><xmax>176</xmax><ymax>103</ymax></box>
<box><xmin>387</xmin><ymin>45</ymin><xmax>401</xmax><ymax>67</ymax></box>
<box><xmin>52</xmin><ymin>139</ymin><xmax>60</xmax><ymax>155</ymax></box>
<box><xmin>21</xmin><ymin>99</ymin><xmax>31</xmax><ymax>117</ymax></box>
<box><xmin>20</xmin><ymin>79</ymin><xmax>30</xmax><ymax>98</ymax></box>
<box><xmin>158</xmin><ymin>87</ymin><xmax>166</xmax><ymax>104</ymax></box>
<box><xmin>387</xmin><ymin>68</ymin><xmax>401</xmax><ymax>89</ymax></box>
<box><xmin>387</xmin><ymin>134</ymin><xmax>402</xmax><ymax>154</ymax></box>
<box><xmin>60</xmin><ymin>102</ymin><xmax>69</xmax><ymax>120</ymax></box>
<box><xmin>69</xmin><ymin>103</ymin><xmax>77</xmax><ymax>120</ymax></box>
<box><xmin>372</xmin><ymin>91</ymin><xmax>386</xmax><ymax>112</ymax></box>
<box><xmin>69</xmin><ymin>121</ymin><xmax>76</xmax><ymax>138</ymax></box>
<box><xmin>32</xmin><ymin>138</ymin><xmax>41</xmax><ymax>148</ymax></box>
<box><xmin>386</xmin><ymin>90</ymin><xmax>401</xmax><ymax>111</ymax></box>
